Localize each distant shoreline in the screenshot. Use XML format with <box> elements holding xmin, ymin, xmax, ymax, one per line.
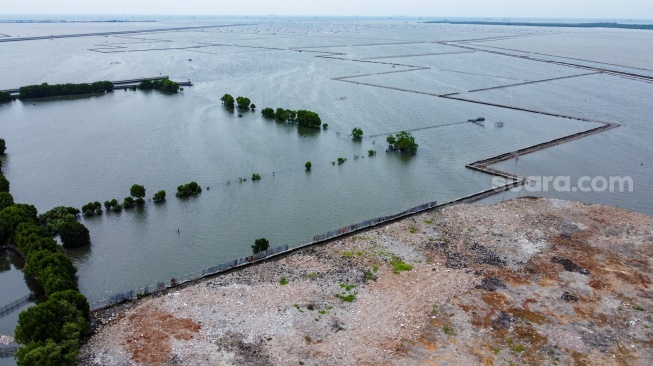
<box><xmin>424</xmin><ymin>20</ymin><xmax>653</xmax><ymax>30</ymax></box>
<box><xmin>0</xmin><ymin>20</ymin><xmax>156</xmax><ymax>24</ymax></box>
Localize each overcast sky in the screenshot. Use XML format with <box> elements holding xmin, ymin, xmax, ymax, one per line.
<box><xmin>1</xmin><ymin>0</ymin><xmax>651</xmax><ymax>19</ymax></box>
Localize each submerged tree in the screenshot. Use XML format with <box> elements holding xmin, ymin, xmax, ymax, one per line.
<box><xmin>139</xmin><ymin>79</ymin><xmax>153</xmax><ymax>89</ymax></box>
<box><xmin>386</xmin><ymin>131</ymin><xmax>418</xmax><ymax>153</ymax></box>
<box><xmin>176</xmin><ymin>182</ymin><xmax>202</xmax><ymax>197</ymax></box>
<box><xmin>0</xmin><ymin>92</ymin><xmax>12</xmax><ymax>103</ymax></box>
<box><xmin>221</xmin><ymin>94</ymin><xmax>235</xmax><ymax>108</ymax></box>
<box><xmin>38</xmin><ymin>206</ymin><xmax>80</xmax><ymax>236</ymax></box>
<box><xmin>236</xmin><ymin>96</ymin><xmax>251</xmax><ymax>109</ymax></box>
<box><xmin>252</xmin><ymin>238</ymin><xmax>270</xmax><ymax>254</ymax></box>
<box><xmin>285</xmin><ymin>109</ymin><xmax>297</xmax><ymax>122</ymax></box>
<box><xmin>261</xmin><ymin>108</ymin><xmax>275</xmax><ymax>118</ymax></box>
<box><xmin>351</xmin><ymin>127</ymin><xmax>363</xmax><ymax>141</ymax></box>
<box><xmin>59</xmin><ymin>222</ymin><xmax>90</xmax><ymax>248</ymax></box>
<box><xmin>296</xmin><ymin>110</ymin><xmax>321</xmax><ymax>129</ymax></box>
<box><xmin>123</xmin><ymin>197</ymin><xmax>135</xmax><ymax>209</ymax></box>
<box><xmin>275</xmin><ymin>108</ymin><xmax>288</xmax><ymax>121</ymax></box>
<box><xmin>305</xmin><ymin>161</ymin><xmax>312</xmax><ymax>171</ymax></box>
<box><xmin>130</xmin><ymin>184</ymin><xmax>146</xmax><ymax>205</ymax></box>
<box><xmin>18</xmin><ymin>81</ymin><xmax>113</xmax><ymax>99</ymax></box>
<box><xmin>152</xmin><ymin>190</ymin><xmax>166</xmax><ymax>202</ymax></box>
<box><xmin>151</xmin><ymin>78</ymin><xmax>179</xmax><ymax>93</ymax></box>
<box><xmin>81</xmin><ymin>202</ymin><xmax>101</xmax><ymax>216</ymax></box>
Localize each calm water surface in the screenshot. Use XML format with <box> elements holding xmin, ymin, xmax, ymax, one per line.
<box><xmin>0</xmin><ymin>18</ymin><xmax>651</xmax><ymax>307</ymax></box>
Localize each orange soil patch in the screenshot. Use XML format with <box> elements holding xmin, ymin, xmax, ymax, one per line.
<box><xmin>122</xmin><ymin>306</ymin><xmax>201</xmax><ymax>365</ymax></box>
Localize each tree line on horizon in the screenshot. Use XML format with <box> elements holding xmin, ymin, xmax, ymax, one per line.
<box><xmin>18</xmin><ymin>81</ymin><xmax>114</xmax><ymax>99</ymax></box>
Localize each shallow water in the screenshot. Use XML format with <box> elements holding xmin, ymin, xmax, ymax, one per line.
<box><xmin>0</xmin><ymin>251</ymin><xmax>35</xmax><ymax>337</ymax></box>
<box><xmin>0</xmin><ymin>17</ymin><xmax>651</xmax><ymax>306</ymax></box>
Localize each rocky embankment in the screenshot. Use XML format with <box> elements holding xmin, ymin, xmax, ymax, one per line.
<box><xmin>78</xmin><ymin>198</ymin><xmax>653</xmax><ymax>365</ymax></box>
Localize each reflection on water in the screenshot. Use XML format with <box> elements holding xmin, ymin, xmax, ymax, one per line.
<box><xmin>297</xmin><ymin>126</ymin><xmax>321</xmax><ymax>138</ymax></box>
<box><xmin>64</xmin><ymin>240</ymin><xmax>93</xmax><ymax>264</ymax></box>
<box><xmin>20</xmin><ymin>93</ymin><xmax>107</xmax><ymax>105</ymax></box>
<box><xmin>0</xmin><ymin>253</ymin><xmax>12</xmax><ymax>273</ymax></box>
<box><xmin>0</xmin><ymin>250</ymin><xmax>37</xmax><ymax>341</ymax></box>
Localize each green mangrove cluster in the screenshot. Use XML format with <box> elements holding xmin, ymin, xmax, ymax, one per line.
<box><xmin>386</xmin><ymin>131</ymin><xmax>418</xmax><ymax>153</ymax></box>
<box><xmin>220</xmin><ymin>94</ymin><xmax>255</xmax><ymax>110</ymax></box>
<box><xmin>0</xmin><ymin>140</ymin><xmax>90</xmax><ymax>365</ymax></box>
<box><xmin>84</xmin><ymin>184</ymin><xmax>166</xmax><ymax>215</ymax></box>
<box><xmin>261</xmin><ymin>107</ymin><xmax>322</xmax><ymax>129</ymax></box>
<box><xmin>18</xmin><ymin>81</ymin><xmax>113</xmax><ymax>99</ymax></box>
<box><xmin>139</xmin><ymin>78</ymin><xmax>180</xmax><ymax>93</ymax></box>
<box><xmin>176</xmin><ymin>181</ymin><xmax>202</xmax><ymax>197</ymax></box>
<box><xmin>0</xmin><ymin>91</ymin><xmax>11</xmax><ymax>103</ymax></box>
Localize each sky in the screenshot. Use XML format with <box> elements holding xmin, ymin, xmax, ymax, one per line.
<box><xmin>1</xmin><ymin>0</ymin><xmax>651</xmax><ymax>19</ymax></box>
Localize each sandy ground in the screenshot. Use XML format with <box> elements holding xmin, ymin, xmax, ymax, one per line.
<box><xmin>78</xmin><ymin>198</ymin><xmax>653</xmax><ymax>365</ymax></box>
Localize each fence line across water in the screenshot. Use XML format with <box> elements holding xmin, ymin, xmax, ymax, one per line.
<box><xmin>88</xmin><ymin>198</ymin><xmax>446</xmax><ymax>311</ymax></box>
<box><xmin>88</xmin><ymin>178</ymin><xmax>526</xmax><ymax>313</ymax></box>
<box><xmin>0</xmin><ymin>294</ymin><xmax>33</xmax><ymax>319</ymax></box>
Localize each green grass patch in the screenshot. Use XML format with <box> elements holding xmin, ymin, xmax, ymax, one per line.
<box><xmin>409</xmin><ymin>226</ymin><xmax>417</xmax><ymax>234</ymax></box>
<box><xmin>372</xmin><ymin>265</ymin><xmax>379</xmax><ymax>272</ymax></box>
<box><xmin>336</xmin><ymin>283</ymin><xmax>357</xmax><ymax>302</ymax></box>
<box><xmin>339</xmin><ymin>283</ymin><xmax>356</xmax><ymax>291</ymax></box>
<box><xmin>424</xmin><ymin>219</ymin><xmax>433</xmax><ymax>224</ymax></box>
<box><xmin>391</xmin><ymin>260</ymin><xmax>413</xmax><ymax>274</ymax></box>
<box><xmin>318</xmin><ymin>310</ymin><xmax>327</xmax><ymax>315</ymax></box>
<box><xmin>307</xmin><ymin>272</ymin><xmax>318</xmax><ymax>279</ymax></box>
<box><xmin>279</xmin><ymin>277</ymin><xmax>289</xmax><ymax>285</ymax></box>
<box><xmin>365</xmin><ymin>271</ymin><xmax>375</xmax><ymax>281</ymax></box>
<box><xmin>634</xmin><ymin>305</ymin><xmax>645</xmax><ymax>311</ymax></box>
<box><xmin>336</xmin><ymin>293</ymin><xmax>356</xmax><ymax>302</ymax></box>
<box><xmin>342</xmin><ymin>251</ymin><xmax>354</xmax><ymax>258</ymax></box>
<box><xmin>442</xmin><ymin>326</ymin><xmax>455</xmax><ymax>336</ymax></box>
<box><xmin>492</xmin><ymin>347</ymin><xmax>500</xmax><ymax>355</ymax></box>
